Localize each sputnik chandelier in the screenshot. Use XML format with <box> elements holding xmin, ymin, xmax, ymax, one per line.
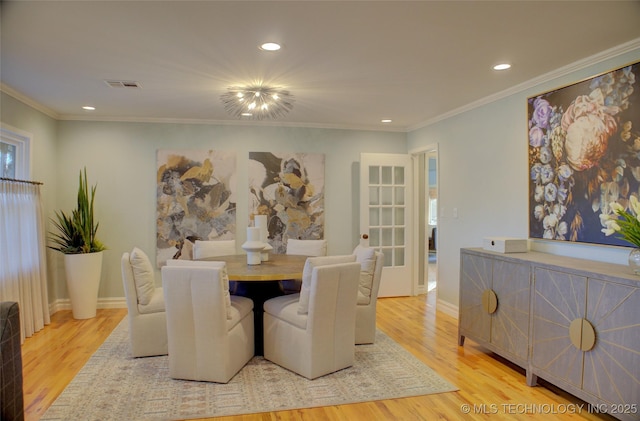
<box><xmin>220</xmin><ymin>85</ymin><xmax>294</xmax><ymax>120</ymax></box>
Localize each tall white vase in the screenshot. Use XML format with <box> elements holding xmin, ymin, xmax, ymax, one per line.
<box><xmin>64</xmin><ymin>251</ymin><xmax>103</xmax><ymax>319</ymax></box>
<box><xmin>254</xmin><ymin>215</ymin><xmax>273</xmax><ymax>261</ymax></box>
<box><xmin>242</xmin><ymin>227</ymin><xmax>265</xmax><ymax>265</ymax></box>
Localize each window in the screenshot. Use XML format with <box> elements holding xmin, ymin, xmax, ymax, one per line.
<box><xmin>0</xmin><ymin>141</ymin><xmax>17</xmax><ymax>178</ymax></box>
<box><xmin>0</xmin><ymin>125</ymin><xmax>31</xmax><ymax>179</ymax></box>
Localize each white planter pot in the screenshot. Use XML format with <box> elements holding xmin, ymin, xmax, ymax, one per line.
<box><xmin>64</xmin><ymin>251</ymin><xmax>103</xmax><ymax>319</ymax></box>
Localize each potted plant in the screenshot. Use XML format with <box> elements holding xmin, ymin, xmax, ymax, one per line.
<box><xmin>601</xmin><ymin>196</ymin><xmax>640</xmax><ymax>275</ymax></box>
<box><xmin>49</xmin><ymin>168</ymin><xmax>106</xmax><ymax>319</ymax></box>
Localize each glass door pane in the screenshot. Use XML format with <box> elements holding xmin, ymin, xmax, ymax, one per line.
<box><xmin>366</xmin><ymin>163</ymin><xmax>406</xmax><ymax>268</ymax></box>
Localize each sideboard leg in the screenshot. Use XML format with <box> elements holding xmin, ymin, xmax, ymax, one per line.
<box><xmin>526</xmin><ymin>370</ymin><xmax>537</xmax><ymax>387</ymax></box>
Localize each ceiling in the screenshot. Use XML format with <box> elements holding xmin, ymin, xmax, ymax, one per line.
<box><xmin>2</xmin><ymin>1</ymin><xmax>640</xmax><ymax>132</ymax></box>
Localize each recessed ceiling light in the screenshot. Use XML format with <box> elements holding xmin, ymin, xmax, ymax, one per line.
<box><xmin>493</xmin><ymin>63</ymin><xmax>511</xmax><ymax>71</ymax></box>
<box><xmin>259</xmin><ymin>42</ymin><xmax>281</xmax><ymax>51</ymax></box>
<box><xmin>82</xmin><ymin>106</ymin><xmax>95</xmax><ymax>111</ymax></box>
<box><xmin>381</xmin><ymin>119</ymin><xmax>392</xmax><ymax>123</ymax></box>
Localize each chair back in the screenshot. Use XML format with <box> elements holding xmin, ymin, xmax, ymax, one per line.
<box><xmin>307</xmin><ymin>262</ymin><xmax>361</xmax><ymax>365</ymax></box>
<box><xmin>165</xmin><ymin>259</ymin><xmax>226</xmax><ymax>268</ymax></box>
<box><xmin>308</xmin><ymin>261</ymin><xmax>361</xmax><ymax>323</ymax></box>
<box><xmin>121</xmin><ymin>252</ymin><xmax>139</xmax><ymax>315</ymax></box>
<box><xmin>162</xmin><ymin>265</ymin><xmax>230</xmax><ymax>335</ymax></box>
<box><xmin>263</xmin><ymin>260</ymin><xmax>361</xmax><ymax>379</ymax></box>
<box><xmin>193</xmin><ymin>239</ymin><xmax>236</xmax><ymax>259</ymax></box>
<box><xmin>286</xmin><ymin>239</ymin><xmax>327</xmax><ymax>256</ymax></box>
<box><xmin>161</xmin><ymin>262</ymin><xmax>254</xmax><ymax>383</ymax></box>
<box><xmin>369</xmin><ymin>251</ymin><xmax>384</xmax><ymax>304</ymax></box>
<box><xmin>352</xmin><ymin>248</ymin><xmax>384</xmax><ymax>344</ymax></box>
<box><xmin>121</xmin><ymin>250</ymin><xmax>168</xmax><ymax>357</ymax></box>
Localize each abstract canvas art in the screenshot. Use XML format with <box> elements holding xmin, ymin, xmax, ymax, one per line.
<box><xmin>528</xmin><ymin>61</ymin><xmax>639</xmax><ymax>247</ymax></box>
<box><xmin>157</xmin><ymin>149</ymin><xmax>236</xmax><ymax>266</ymax></box>
<box><xmin>248</xmin><ymin>152</ymin><xmax>325</xmax><ymax>254</ymax></box>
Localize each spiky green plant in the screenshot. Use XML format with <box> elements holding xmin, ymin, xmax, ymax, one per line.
<box><xmin>49</xmin><ymin>168</ymin><xmax>106</xmax><ymax>254</ymax></box>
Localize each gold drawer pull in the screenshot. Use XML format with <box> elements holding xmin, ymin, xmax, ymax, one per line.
<box><xmin>569</xmin><ymin>318</ymin><xmax>596</xmax><ymax>351</ymax></box>
<box><xmin>482</xmin><ymin>289</ymin><xmax>498</xmax><ymax>314</ymax></box>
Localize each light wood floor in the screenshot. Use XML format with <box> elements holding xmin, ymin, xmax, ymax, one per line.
<box><xmin>21</xmin><ymin>292</ymin><xmax>613</xmax><ymax>421</ymax></box>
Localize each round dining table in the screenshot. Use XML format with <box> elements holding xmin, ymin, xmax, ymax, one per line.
<box><xmin>200</xmin><ymin>253</ymin><xmax>308</xmax><ymax>355</ymax></box>
<box><xmin>202</xmin><ymin>253</ymin><xmax>308</xmax><ymax>281</ymax></box>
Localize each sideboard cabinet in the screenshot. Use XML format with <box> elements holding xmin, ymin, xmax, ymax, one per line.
<box><xmin>459</xmin><ymin>248</ymin><xmax>639</xmax><ymax>421</ymax></box>
<box><xmin>458</xmin><ymin>250</ymin><xmax>532</xmax><ymax>379</ymax></box>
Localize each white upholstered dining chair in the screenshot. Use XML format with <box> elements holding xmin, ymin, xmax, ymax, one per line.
<box><xmin>121</xmin><ymin>247</ymin><xmax>168</xmax><ymax>357</ymax></box>
<box><xmin>162</xmin><ymin>261</ymin><xmax>254</xmax><ymax>383</ymax></box>
<box><xmin>192</xmin><ymin>239</ymin><xmax>238</xmax><ymax>292</ymax></box>
<box><xmin>263</xmin><ymin>255</ymin><xmax>360</xmax><ymax>379</ymax></box>
<box><xmin>281</xmin><ymin>238</ymin><xmax>327</xmax><ymax>294</ymax></box>
<box><xmin>286</xmin><ymin>239</ymin><xmax>327</xmax><ymax>256</ymax></box>
<box><xmin>352</xmin><ymin>246</ymin><xmax>384</xmax><ymax>344</ymax></box>
<box><xmin>193</xmin><ymin>239</ymin><xmax>236</xmax><ymax>259</ymax></box>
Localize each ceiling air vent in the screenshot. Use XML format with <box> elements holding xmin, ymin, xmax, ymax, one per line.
<box><xmin>104</xmin><ymin>80</ymin><xmax>142</xmax><ymax>89</ymax></box>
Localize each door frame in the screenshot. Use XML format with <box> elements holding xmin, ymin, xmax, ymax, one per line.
<box><xmin>410</xmin><ymin>143</ymin><xmax>439</xmax><ymax>295</ymax></box>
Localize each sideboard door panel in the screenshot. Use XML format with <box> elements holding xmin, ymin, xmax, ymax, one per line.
<box><xmin>459</xmin><ymin>253</ymin><xmax>492</xmax><ymax>343</ymax></box>
<box><xmin>583</xmin><ymin>279</ymin><xmax>640</xmax><ymax>407</ymax></box>
<box><xmin>532</xmin><ymin>268</ymin><xmax>586</xmax><ymax>389</ymax></box>
<box><xmin>491</xmin><ymin>260</ymin><xmax>531</xmax><ymax>360</ymax></box>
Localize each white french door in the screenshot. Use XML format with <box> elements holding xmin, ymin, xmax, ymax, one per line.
<box><xmin>359</xmin><ymin>153</ymin><xmax>413</xmax><ymax>297</ymax></box>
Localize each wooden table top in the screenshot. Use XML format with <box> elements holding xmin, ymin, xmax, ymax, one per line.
<box><xmin>200</xmin><ymin>254</ymin><xmax>308</xmax><ymax>281</ymax></box>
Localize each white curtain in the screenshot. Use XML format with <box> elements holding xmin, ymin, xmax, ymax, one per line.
<box><xmin>0</xmin><ymin>180</ymin><xmax>50</xmax><ymax>342</ymax></box>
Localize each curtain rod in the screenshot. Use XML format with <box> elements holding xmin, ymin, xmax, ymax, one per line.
<box><xmin>0</xmin><ymin>177</ymin><xmax>43</xmax><ymax>185</ymax></box>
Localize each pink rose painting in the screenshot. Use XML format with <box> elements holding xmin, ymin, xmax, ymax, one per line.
<box><xmin>528</xmin><ymin>62</ymin><xmax>639</xmax><ymax>246</ymax></box>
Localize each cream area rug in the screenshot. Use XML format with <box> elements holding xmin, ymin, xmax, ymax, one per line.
<box><xmin>42</xmin><ymin>319</ymin><xmax>457</xmax><ymax>420</ymax></box>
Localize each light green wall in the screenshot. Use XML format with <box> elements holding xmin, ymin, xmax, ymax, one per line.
<box><xmin>55</xmin><ymin>121</ymin><xmax>406</xmax><ymax>298</ymax></box>
<box><xmin>408</xmin><ymin>47</ymin><xmax>640</xmax><ymax>308</ymax></box>
<box><xmin>4</xmin><ymin>44</ymin><xmax>640</xmax><ymax>310</ymax></box>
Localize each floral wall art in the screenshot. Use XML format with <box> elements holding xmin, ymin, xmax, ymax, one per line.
<box><xmin>528</xmin><ymin>61</ymin><xmax>639</xmax><ymax>246</ymax></box>
<box><xmin>156</xmin><ymin>149</ymin><xmax>236</xmax><ymax>266</ymax></box>
<box><xmin>248</xmin><ymin>152</ymin><xmax>325</xmax><ymax>254</ymax></box>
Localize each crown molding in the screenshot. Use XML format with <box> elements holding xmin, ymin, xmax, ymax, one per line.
<box><xmin>0</xmin><ymin>83</ymin><xmax>59</xmax><ymax>120</ymax></box>
<box><xmin>3</xmin><ymin>37</ymin><xmax>639</xmax><ymax>134</ymax></box>
<box><xmin>408</xmin><ymin>37</ymin><xmax>640</xmax><ymax>132</ymax></box>
<box><xmin>58</xmin><ymin>114</ymin><xmax>407</xmax><ymax>133</ymax></box>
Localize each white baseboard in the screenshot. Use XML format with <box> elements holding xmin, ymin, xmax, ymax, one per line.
<box><xmin>436</xmin><ymin>298</ymin><xmax>458</xmax><ymax>319</ymax></box>
<box><xmin>49</xmin><ymin>297</ymin><xmax>127</xmax><ymax>315</ymax></box>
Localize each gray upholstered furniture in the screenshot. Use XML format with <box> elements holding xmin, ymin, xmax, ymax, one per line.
<box><xmin>263</xmin><ymin>258</ymin><xmax>361</xmax><ymax>379</ymax></box>
<box><xmin>121</xmin><ymin>248</ymin><xmax>168</xmax><ymax>357</ymax></box>
<box><xmin>459</xmin><ymin>248</ymin><xmax>640</xmax><ymax>421</ymax></box>
<box><xmin>0</xmin><ymin>301</ymin><xmax>24</xmax><ymax>421</ymax></box>
<box><xmin>162</xmin><ymin>262</ymin><xmax>254</xmax><ymax>383</ymax></box>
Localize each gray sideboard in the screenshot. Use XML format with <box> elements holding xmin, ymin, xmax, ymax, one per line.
<box><xmin>459</xmin><ymin>248</ymin><xmax>639</xmax><ymax>421</ymax></box>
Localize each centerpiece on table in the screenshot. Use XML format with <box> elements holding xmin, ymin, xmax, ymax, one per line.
<box><xmin>601</xmin><ymin>196</ymin><xmax>640</xmax><ymax>274</ymax></box>
<box><xmin>49</xmin><ymin>168</ymin><xmax>106</xmax><ymax>319</ymax></box>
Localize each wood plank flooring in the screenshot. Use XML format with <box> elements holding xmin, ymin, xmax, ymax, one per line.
<box><xmin>21</xmin><ymin>293</ymin><xmax>613</xmax><ymax>420</ymax></box>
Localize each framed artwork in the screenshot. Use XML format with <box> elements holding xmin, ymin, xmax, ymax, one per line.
<box><xmin>528</xmin><ymin>61</ymin><xmax>639</xmax><ymax>246</ymax></box>
<box><xmin>156</xmin><ymin>149</ymin><xmax>236</xmax><ymax>266</ymax></box>
<box><xmin>248</xmin><ymin>152</ymin><xmax>325</xmax><ymax>254</ymax></box>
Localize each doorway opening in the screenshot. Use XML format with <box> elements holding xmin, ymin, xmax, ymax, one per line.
<box><xmin>415</xmin><ymin>149</ymin><xmax>437</xmax><ymax>295</ymax></box>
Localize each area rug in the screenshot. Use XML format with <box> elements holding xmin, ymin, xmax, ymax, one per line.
<box><xmin>42</xmin><ymin>319</ymin><xmax>457</xmax><ymax>420</ymax></box>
